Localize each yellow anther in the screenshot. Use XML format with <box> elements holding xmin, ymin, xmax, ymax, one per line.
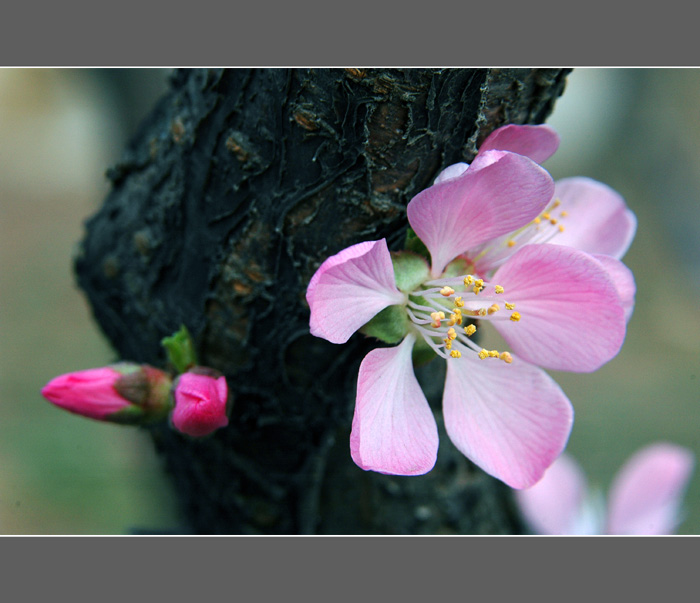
<box><xmin>449</xmin><ymin>313</ymin><xmax>462</xmax><ymax>326</ymax></box>
<box><xmin>478</xmin><ymin>308</ymin><xmax>487</xmax><ymax>317</ymax></box>
<box><xmin>507</xmin><ymin>240</ymin><xmax>516</xmax><ymax>248</ymax></box>
<box><xmin>440</xmin><ymin>286</ymin><xmax>455</xmax><ymax>297</ymax></box>
<box><xmin>552</xmin><ymin>199</ymin><xmax>562</xmax><ymax>208</ymax></box>
<box><xmin>550</xmin><ymin>218</ymin><xmax>558</xmax><ymax>225</ymax></box>
<box><xmin>494</xmin><ymin>285</ymin><xmax>504</xmax><ymax>294</ymax></box>
<box><xmin>542</xmin><ymin>212</ymin><xmax>551</xmax><ymax>221</ymax></box>
<box><xmin>500</xmin><ymin>352</ymin><xmax>513</xmax><ymax>364</ymax></box>
<box><xmin>505</xmin><ymin>302</ymin><xmax>516</xmax><ymax>310</ymax></box>
<box><xmin>560</xmin><ymin>210</ymin><xmax>568</xmax><ymax>217</ymax></box>
<box><xmin>454</xmin><ymin>296</ymin><xmax>465</xmax><ymax>307</ymax></box>
<box><xmin>464</xmin><ymin>275</ymin><xmax>474</xmax><ymax>286</ymax></box>
<box><xmin>533</xmin><ymin>217</ymin><xmax>541</xmax><ymax>225</ymax></box>
<box><xmin>475</xmin><ymin>279</ymin><xmax>484</xmax><ymax>289</ymax></box>
<box><xmin>443</xmin><ymin>339</ymin><xmax>452</xmax><ymax>350</ymax></box>
<box><xmin>488</xmin><ymin>350</ymin><xmax>499</xmax><ymax>358</ymax></box>
<box><xmin>558</xmin><ymin>225</ymin><xmax>565</xmax><ymax>232</ymax></box>
<box><xmin>510</xmin><ymin>312</ymin><xmax>521</xmax><ymax>322</ymax></box>
<box><xmin>450</xmin><ymin>350</ymin><xmax>462</xmax><ymax>358</ymax></box>
<box><xmin>464</xmin><ymin>324</ymin><xmax>476</xmax><ymax>336</ymax></box>
<box><xmin>447</xmin><ymin>327</ymin><xmax>457</xmax><ymax>340</ymax></box>
<box><xmin>488</xmin><ymin>303</ymin><xmax>500</xmax><ymax>315</ymax></box>
<box><xmin>430</xmin><ymin>311</ymin><xmax>443</xmax><ymax>328</ymax></box>
<box><xmin>478</xmin><ymin>349</ymin><xmax>489</xmax><ymax>360</ymax></box>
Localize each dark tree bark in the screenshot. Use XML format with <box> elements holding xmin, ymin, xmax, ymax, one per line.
<box><xmin>76</xmin><ymin>68</ymin><xmax>570</xmax><ymax>534</ymax></box>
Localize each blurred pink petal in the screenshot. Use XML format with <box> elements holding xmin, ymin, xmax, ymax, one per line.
<box><xmin>442</xmin><ymin>354</ymin><xmax>573</xmax><ymax>489</ymax></box>
<box><xmin>407</xmin><ymin>150</ymin><xmax>554</xmax><ymax>277</ymax></box>
<box><xmin>606</xmin><ymin>443</ymin><xmax>695</xmax><ymax>535</ymax></box>
<box><xmin>491</xmin><ymin>244</ymin><xmax>627</xmax><ymax>372</ymax></box>
<box><xmin>592</xmin><ymin>254</ymin><xmax>636</xmax><ymax>322</ymax></box>
<box><xmin>552</xmin><ymin>177</ymin><xmax>637</xmax><ymax>260</ymax></box>
<box><xmin>479</xmin><ymin>124</ymin><xmax>560</xmax><ymax>163</ymax></box>
<box><xmin>516</xmin><ymin>454</ymin><xmax>589</xmax><ymax>535</ymax></box>
<box><xmin>351</xmin><ymin>335</ymin><xmax>439</xmax><ymax>476</ymax></box>
<box><xmin>307</xmin><ymin>239</ymin><xmax>405</xmax><ymax>344</ymax></box>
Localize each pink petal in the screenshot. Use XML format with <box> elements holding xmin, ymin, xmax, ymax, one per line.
<box><xmin>515</xmin><ymin>454</ymin><xmax>588</xmax><ymax>535</ymax></box>
<box><xmin>407</xmin><ymin>150</ymin><xmax>554</xmax><ymax>277</ymax></box>
<box><xmin>434</xmin><ymin>162</ymin><xmax>469</xmax><ymax>184</ymax></box>
<box><xmin>479</xmin><ymin>124</ymin><xmax>560</xmax><ymax>163</ymax></box>
<box><xmin>592</xmin><ymin>254</ymin><xmax>636</xmax><ymax>322</ymax></box>
<box><xmin>606</xmin><ymin>443</ymin><xmax>695</xmax><ymax>535</ymax></box>
<box><xmin>552</xmin><ymin>177</ymin><xmax>637</xmax><ymax>260</ymax></box>
<box><xmin>41</xmin><ymin>367</ymin><xmax>131</xmax><ymax>420</ymax></box>
<box><xmin>307</xmin><ymin>239</ymin><xmax>405</xmax><ymax>344</ymax></box>
<box><xmin>491</xmin><ymin>244</ymin><xmax>627</xmax><ymax>372</ymax></box>
<box><xmin>442</xmin><ymin>353</ymin><xmax>574</xmax><ymax>489</ymax></box>
<box><xmin>350</xmin><ymin>335</ymin><xmax>439</xmax><ymax>476</ymax></box>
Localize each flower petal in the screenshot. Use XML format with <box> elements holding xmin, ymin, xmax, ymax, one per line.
<box><xmin>307</xmin><ymin>239</ymin><xmax>405</xmax><ymax>344</ymax></box>
<box><xmin>515</xmin><ymin>454</ymin><xmax>589</xmax><ymax>535</ymax></box>
<box><xmin>442</xmin><ymin>353</ymin><xmax>574</xmax><ymax>489</ymax></box>
<box><xmin>592</xmin><ymin>254</ymin><xmax>636</xmax><ymax>322</ymax></box>
<box><xmin>491</xmin><ymin>244</ymin><xmax>627</xmax><ymax>372</ymax></box>
<box><xmin>479</xmin><ymin>124</ymin><xmax>560</xmax><ymax>163</ymax></box>
<box><xmin>551</xmin><ymin>177</ymin><xmax>637</xmax><ymax>259</ymax></box>
<box><xmin>407</xmin><ymin>150</ymin><xmax>554</xmax><ymax>277</ymax></box>
<box><xmin>350</xmin><ymin>335</ymin><xmax>438</xmax><ymax>476</ymax></box>
<box><xmin>434</xmin><ymin>162</ymin><xmax>469</xmax><ymax>184</ymax></box>
<box><xmin>606</xmin><ymin>443</ymin><xmax>695</xmax><ymax>535</ymax></box>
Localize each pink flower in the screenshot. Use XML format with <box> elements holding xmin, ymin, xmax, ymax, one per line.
<box><xmin>516</xmin><ymin>443</ymin><xmax>695</xmax><ymax>535</ymax></box>
<box><xmin>432</xmin><ymin>124</ymin><xmax>637</xmax><ymax>321</ymax></box>
<box><xmin>171</xmin><ymin>370</ymin><xmax>229</xmax><ymax>437</ymax></box>
<box><xmin>307</xmin><ymin>148</ymin><xmax>631</xmax><ymax>488</ymax></box>
<box><xmin>41</xmin><ymin>364</ymin><xmax>172</xmax><ymax>423</ymax></box>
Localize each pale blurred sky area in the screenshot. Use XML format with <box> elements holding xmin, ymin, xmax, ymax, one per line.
<box><xmin>0</xmin><ymin>69</ymin><xmax>698</xmax><ymax>534</ymax></box>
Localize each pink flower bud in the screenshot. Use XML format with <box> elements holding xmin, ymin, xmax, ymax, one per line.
<box><xmin>171</xmin><ymin>369</ymin><xmax>229</xmax><ymax>437</ymax></box>
<box><xmin>41</xmin><ymin>364</ymin><xmax>173</xmax><ymax>424</ymax></box>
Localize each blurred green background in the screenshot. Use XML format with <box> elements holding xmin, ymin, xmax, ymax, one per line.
<box><xmin>1</xmin><ymin>68</ymin><xmax>698</xmax><ymax>534</ymax></box>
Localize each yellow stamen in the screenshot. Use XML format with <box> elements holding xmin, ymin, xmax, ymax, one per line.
<box><xmin>454</xmin><ymin>296</ymin><xmax>465</xmax><ymax>308</ymax></box>
<box><xmin>440</xmin><ymin>286</ymin><xmax>455</xmax><ymax>297</ymax></box>
<box><xmin>552</xmin><ymin>199</ymin><xmax>561</xmax><ymax>208</ymax></box>
<box><xmin>500</xmin><ymin>352</ymin><xmax>513</xmax><ymax>364</ymax></box>
<box><xmin>505</xmin><ymin>302</ymin><xmax>516</xmax><ymax>310</ymax></box>
<box><xmin>558</xmin><ymin>225</ymin><xmax>565</xmax><ymax>232</ymax></box>
<box><xmin>549</xmin><ymin>218</ymin><xmax>558</xmax><ymax>225</ymax></box>
<box><xmin>488</xmin><ymin>304</ymin><xmax>500</xmax><ymax>315</ymax></box>
<box><xmin>450</xmin><ymin>350</ymin><xmax>462</xmax><ymax>358</ymax></box>
<box><xmin>507</xmin><ymin>240</ymin><xmax>516</xmax><ymax>248</ymax></box>
<box><xmin>478</xmin><ymin>308</ymin><xmax>487</xmax><ymax>317</ymax></box>
<box><xmin>510</xmin><ymin>312</ymin><xmax>521</xmax><ymax>322</ymax></box>
<box><xmin>533</xmin><ymin>217</ymin><xmax>541</xmax><ymax>225</ymax></box>
<box><xmin>430</xmin><ymin>311</ymin><xmax>444</xmax><ymax>328</ymax></box>
<box><xmin>444</xmin><ymin>339</ymin><xmax>452</xmax><ymax>350</ymax></box>
<box><xmin>494</xmin><ymin>285</ymin><xmax>504</xmax><ymax>294</ymax></box>
<box><xmin>478</xmin><ymin>349</ymin><xmax>489</xmax><ymax>360</ymax></box>
<box><xmin>464</xmin><ymin>324</ymin><xmax>476</xmax><ymax>337</ymax></box>
<box><xmin>488</xmin><ymin>350</ymin><xmax>499</xmax><ymax>358</ymax></box>
<box><xmin>464</xmin><ymin>275</ymin><xmax>474</xmax><ymax>286</ymax></box>
<box><xmin>542</xmin><ymin>212</ymin><xmax>551</xmax><ymax>220</ymax></box>
<box><xmin>447</xmin><ymin>327</ymin><xmax>457</xmax><ymax>340</ymax></box>
<box><xmin>560</xmin><ymin>210</ymin><xmax>568</xmax><ymax>217</ymax></box>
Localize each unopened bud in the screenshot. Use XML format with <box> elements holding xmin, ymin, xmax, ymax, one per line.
<box><xmin>41</xmin><ymin>363</ymin><xmax>173</xmax><ymax>424</ymax></box>
<box><xmin>171</xmin><ymin>369</ymin><xmax>230</xmax><ymax>437</ymax></box>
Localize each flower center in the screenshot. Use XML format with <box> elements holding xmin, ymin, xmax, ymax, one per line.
<box><xmin>405</xmin><ymin>273</ymin><xmax>518</xmax><ymax>363</ymax></box>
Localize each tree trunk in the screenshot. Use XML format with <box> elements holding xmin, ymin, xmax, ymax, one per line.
<box><xmin>75</xmin><ymin>68</ymin><xmax>570</xmax><ymax>534</ymax></box>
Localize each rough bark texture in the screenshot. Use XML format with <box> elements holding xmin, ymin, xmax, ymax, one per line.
<box><xmin>76</xmin><ymin>68</ymin><xmax>570</xmax><ymax>534</ymax></box>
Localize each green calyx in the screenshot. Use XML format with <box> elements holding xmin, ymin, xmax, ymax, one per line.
<box><xmin>161</xmin><ymin>325</ymin><xmax>198</xmax><ymax>374</ymax></box>
<box><xmin>360</xmin><ymin>305</ymin><xmax>409</xmax><ymax>344</ymax></box>
<box><xmin>391</xmin><ymin>250</ymin><xmax>430</xmax><ymax>293</ymax></box>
